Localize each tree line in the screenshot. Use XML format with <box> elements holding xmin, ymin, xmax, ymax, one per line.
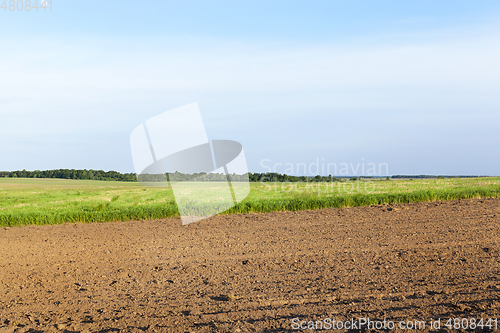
<box><xmin>0</xmin><ymin>169</ymin><xmax>137</xmax><ymax>181</ymax></box>
<box><xmin>249</xmin><ymin>172</ymin><xmax>341</xmax><ymax>182</ymax></box>
<box><xmin>0</xmin><ymin>169</ymin><xmax>349</xmax><ymax>182</ymax></box>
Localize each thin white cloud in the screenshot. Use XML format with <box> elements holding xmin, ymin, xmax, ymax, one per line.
<box><xmin>1</xmin><ymin>27</ymin><xmax>499</xmax><ymax>99</ymax></box>
<box><xmin>0</xmin><ymin>25</ymin><xmax>499</xmax><ymax>173</ymax></box>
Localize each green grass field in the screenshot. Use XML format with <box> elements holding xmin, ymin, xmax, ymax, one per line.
<box><xmin>1</xmin><ymin>177</ymin><xmax>499</xmax><ymax>227</ymax></box>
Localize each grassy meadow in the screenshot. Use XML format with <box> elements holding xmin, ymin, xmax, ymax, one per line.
<box><xmin>1</xmin><ymin>177</ymin><xmax>499</xmax><ymax>227</ymax></box>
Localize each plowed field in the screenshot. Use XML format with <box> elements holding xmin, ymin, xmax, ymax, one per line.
<box><xmin>1</xmin><ymin>198</ymin><xmax>499</xmax><ymax>332</ymax></box>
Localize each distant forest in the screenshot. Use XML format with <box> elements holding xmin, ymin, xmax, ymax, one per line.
<box><xmin>0</xmin><ymin>169</ymin><xmax>488</xmax><ymax>182</ymax></box>
<box><xmin>0</xmin><ymin>169</ymin><xmax>341</xmax><ymax>182</ymax></box>
<box><xmin>0</xmin><ymin>169</ymin><xmax>137</xmax><ymax>182</ymax></box>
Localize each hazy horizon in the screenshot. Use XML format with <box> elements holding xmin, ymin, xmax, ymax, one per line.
<box><xmin>0</xmin><ymin>168</ymin><xmax>496</xmax><ymax>178</ymax></box>
<box><xmin>1</xmin><ymin>1</ymin><xmax>499</xmax><ymax>176</ymax></box>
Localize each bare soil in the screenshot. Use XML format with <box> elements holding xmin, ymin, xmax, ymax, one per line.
<box><xmin>0</xmin><ymin>198</ymin><xmax>499</xmax><ymax>332</ymax></box>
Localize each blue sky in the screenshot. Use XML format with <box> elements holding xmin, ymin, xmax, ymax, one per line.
<box><xmin>1</xmin><ymin>1</ymin><xmax>499</xmax><ymax>176</ymax></box>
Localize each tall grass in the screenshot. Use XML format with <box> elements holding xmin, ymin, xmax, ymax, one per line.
<box><xmin>0</xmin><ymin>177</ymin><xmax>499</xmax><ymax>227</ymax></box>
<box><xmin>227</xmin><ymin>186</ymin><xmax>500</xmax><ymax>214</ymax></box>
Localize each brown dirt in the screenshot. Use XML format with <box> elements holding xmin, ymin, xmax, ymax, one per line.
<box><xmin>0</xmin><ymin>198</ymin><xmax>499</xmax><ymax>333</ymax></box>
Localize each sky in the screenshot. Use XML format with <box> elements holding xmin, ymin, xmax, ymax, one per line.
<box><xmin>0</xmin><ymin>1</ymin><xmax>499</xmax><ymax>176</ymax></box>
